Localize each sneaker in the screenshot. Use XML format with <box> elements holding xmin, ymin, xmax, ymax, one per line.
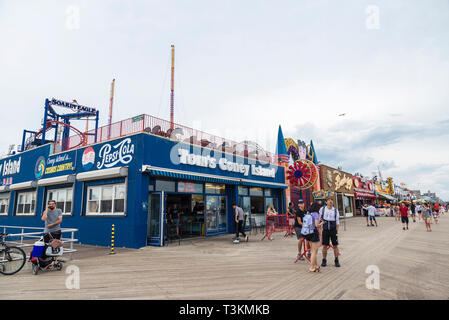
<box><xmin>233</xmin><ymin>239</ymin><xmax>240</xmax><ymax>244</ymax></box>
<box><xmin>245</xmin><ymin>235</ymin><xmax>249</xmax><ymax>242</ymax></box>
<box><xmin>335</xmin><ymin>258</ymin><xmax>341</xmax><ymax>267</ymax></box>
<box><xmin>321</xmin><ymin>259</ymin><xmax>327</xmax><ymax>267</ymax></box>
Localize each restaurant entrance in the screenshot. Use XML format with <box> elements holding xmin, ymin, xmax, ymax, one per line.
<box><xmin>166</xmin><ymin>193</ymin><xmax>205</xmax><ymax>239</ymax></box>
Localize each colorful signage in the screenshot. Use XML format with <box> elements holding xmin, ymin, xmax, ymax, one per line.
<box><xmin>0</xmin><ymin>157</ymin><xmax>22</xmax><ymax>177</ymax></box>
<box><xmin>177</xmin><ymin>149</ymin><xmax>276</xmax><ymax>178</ymax></box>
<box><xmin>82</xmin><ymin>147</ymin><xmax>95</xmax><ymax>171</ymax></box>
<box><xmin>50</xmin><ymin>98</ymin><xmax>96</xmax><ymax>114</ymax></box>
<box><xmin>97</xmin><ymin>138</ymin><xmax>135</xmax><ymax>169</ymax></box>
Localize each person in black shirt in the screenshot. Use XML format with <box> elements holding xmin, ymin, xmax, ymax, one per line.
<box><xmin>294</xmin><ymin>199</ymin><xmax>310</xmax><ymax>260</ymax></box>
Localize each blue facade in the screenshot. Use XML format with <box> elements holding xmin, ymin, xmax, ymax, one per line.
<box><xmin>0</xmin><ymin>132</ymin><xmax>286</xmax><ymax>248</ymax></box>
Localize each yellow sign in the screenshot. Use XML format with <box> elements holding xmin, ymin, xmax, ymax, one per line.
<box><xmin>44</xmin><ymin>162</ymin><xmax>73</xmax><ymax>175</ymax></box>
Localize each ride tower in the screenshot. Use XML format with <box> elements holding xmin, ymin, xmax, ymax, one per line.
<box><xmin>21</xmin><ymin>98</ymin><xmax>99</xmax><ymax>153</ymax></box>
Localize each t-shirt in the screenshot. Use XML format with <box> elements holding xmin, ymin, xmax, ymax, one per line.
<box><xmin>434</xmin><ymin>204</ymin><xmax>440</xmax><ymax>211</ymax></box>
<box><xmin>319</xmin><ymin>206</ymin><xmax>340</xmax><ymax>225</ymax></box>
<box><xmin>235</xmin><ymin>206</ymin><xmax>245</xmax><ymax>221</ymax></box>
<box><xmin>170</xmin><ymin>208</ymin><xmax>180</xmax><ymax>220</ymax></box>
<box><xmin>44</xmin><ymin>208</ymin><xmax>62</xmax><ymax>233</ymax></box>
<box><xmin>295</xmin><ymin>209</ymin><xmax>306</xmax><ymax>228</ymax></box>
<box><xmin>366</xmin><ymin>205</ymin><xmax>376</xmax><ymax>216</ymax></box>
<box><xmin>399</xmin><ymin>206</ymin><xmax>408</xmax><ymax>217</ymax></box>
<box><xmin>310</xmin><ymin>212</ymin><xmax>319</xmax><ymax>230</ymax></box>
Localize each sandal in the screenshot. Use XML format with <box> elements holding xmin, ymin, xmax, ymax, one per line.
<box><xmin>314</xmin><ymin>266</ymin><xmax>321</xmax><ymax>273</ymax></box>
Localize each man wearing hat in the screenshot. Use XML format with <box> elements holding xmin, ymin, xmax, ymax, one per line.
<box><xmin>319</xmin><ymin>196</ymin><xmax>341</xmax><ymax>267</ymax></box>
<box><xmin>294</xmin><ymin>199</ymin><xmax>310</xmax><ymax>260</ymax></box>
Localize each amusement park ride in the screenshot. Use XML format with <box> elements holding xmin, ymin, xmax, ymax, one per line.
<box><xmin>21</xmin><ymin>98</ymin><xmax>99</xmax><ymax>154</ymax></box>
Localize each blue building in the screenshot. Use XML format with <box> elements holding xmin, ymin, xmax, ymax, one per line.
<box><xmin>0</xmin><ymin>115</ymin><xmax>287</xmax><ymax>248</ymax></box>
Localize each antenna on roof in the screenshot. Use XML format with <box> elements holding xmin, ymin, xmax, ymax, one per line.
<box><xmin>170</xmin><ymin>45</ymin><xmax>175</xmax><ymax>130</ymax></box>
<box><xmin>108</xmin><ymin>78</ymin><xmax>116</xmax><ymax>139</ymax></box>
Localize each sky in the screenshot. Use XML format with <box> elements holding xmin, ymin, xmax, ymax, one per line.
<box><xmin>0</xmin><ymin>0</ymin><xmax>448</xmax><ymax>200</ymax></box>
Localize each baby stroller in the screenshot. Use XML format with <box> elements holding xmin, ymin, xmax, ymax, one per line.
<box><xmin>29</xmin><ymin>234</ymin><xmax>64</xmax><ymax>275</ymax></box>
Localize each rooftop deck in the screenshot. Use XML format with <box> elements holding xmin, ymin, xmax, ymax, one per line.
<box><xmin>55</xmin><ymin>114</ymin><xmax>278</xmax><ymax>164</ymax></box>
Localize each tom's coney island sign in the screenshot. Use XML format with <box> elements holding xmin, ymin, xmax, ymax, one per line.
<box><xmin>177</xmin><ymin>149</ymin><xmax>276</xmax><ymax>178</ymax></box>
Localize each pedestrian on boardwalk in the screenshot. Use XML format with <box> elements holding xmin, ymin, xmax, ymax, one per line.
<box><xmin>287</xmin><ymin>203</ymin><xmax>296</xmax><ymax>236</ymax></box>
<box><xmin>410</xmin><ymin>201</ymin><xmax>416</xmax><ymax>223</ymax></box>
<box><xmin>433</xmin><ymin>207</ymin><xmax>439</xmax><ymax>224</ymax></box>
<box><xmin>319</xmin><ymin>197</ymin><xmax>341</xmax><ymax>268</ymax></box>
<box><xmin>417</xmin><ymin>202</ymin><xmax>423</xmax><ymax>222</ymax></box>
<box><xmin>233</xmin><ymin>203</ymin><xmax>248</xmax><ymax>243</ymax></box>
<box><xmin>266</xmin><ymin>205</ymin><xmax>277</xmax><ymax>240</ymax></box>
<box><xmin>294</xmin><ymin>199</ymin><xmax>310</xmax><ymax>260</ymax></box>
<box><xmin>399</xmin><ymin>202</ymin><xmax>409</xmax><ymax>230</ymax></box>
<box><xmin>394</xmin><ymin>204</ymin><xmax>401</xmax><ymax>221</ymax></box>
<box><xmin>364</xmin><ymin>203</ymin><xmax>378</xmax><ymax>227</ymax></box>
<box><xmin>422</xmin><ymin>203</ymin><xmax>432</xmax><ymax>232</ymax></box>
<box><xmin>300</xmin><ymin>202</ymin><xmax>323</xmax><ymax>273</ymax></box>
<box><xmin>362</xmin><ymin>203</ymin><xmax>369</xmax><ymax>226</ymax></box>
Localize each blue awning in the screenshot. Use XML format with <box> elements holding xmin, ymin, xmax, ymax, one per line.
<box><xmin>240</xmin><ymin>179</ymin><xmax>288</xmax><ymax>189</ymax></box>
<box><xmin>148</xmin><ymin>169</ymin><xmax>239</xmax><ymax>185</ymax></box>
<box><xmin>143</xmin><ymin>165</ymin><xmax>287</xmax><ymax>189</ymax></box>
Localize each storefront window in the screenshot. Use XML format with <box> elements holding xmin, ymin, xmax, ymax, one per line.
<box><xmin>87</xmin><ymin>183</ymin><xmax>126</xmax><ymax>215</ymax></box>
<box><xmin>0</xmin><ymin>193</ymin><xmax>10</xmax><ymax>215</ymax></box>
<box><xmin>336</xmin><ymin>194</ymin><xmax>344</xmax><ymax>217</ymax></box>
<box><xmin>264</xmin><ymin>189</ymin><xmax>272</xmax><ymax>196</ymax></box>
<box><xmin>178</xmin><ymin>182</ymin><xmax>203</xmax><ymax>194</ymax></box>
<box><xmin>47</xmin><ymin>188</ymin><xmax>73</xmax><ymax>215</ymax></box>
<box><xmin>15</xmin><ymin>191</ymin><xmax>36</xmax><ymax>216</ymax></box>
<box><xmin>206</xmin><ymin>196</ymin><xmax>218</xmax><ymax>231</ymax></box>
<box><xmin>205</xmin><ymin>183</ymin><xmax>225</xmax><ymax>194</ymax></box>
<box><xmin>250</xmin><ymin>187</ymin><xmax>263</xmax><ymax>196</ymax></box>
<box><xmin>205</xmin><ymin>195</ymin><xmax>227</xmax><ymax>232</ymax></box>
<box><xmin>155</xmin><ymin>180</ymin><xmax>176</xmax><ymax>192</ymax></box>
<box><xmin>251</xmin><ymin>196</ymin><xmax>265</xmax><ymax>226</ymax></box>
<box><xmin>344</xmin><ymin>195</ymin><xmax>354</xmax><ymax>216</ymax></box>
<box><xmin>239</xmin><ymin>196</ymin><xmax>251</xmax><ymax>228</ymax></box>
<box><xmin>238</xmin><ymin>186</ymin><xmax>249</xmax><ymax>196</ymax></box>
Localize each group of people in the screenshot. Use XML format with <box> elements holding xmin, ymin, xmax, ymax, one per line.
<box><xmin>362</xmin><ymin>201</ymin><xmax>446</xmax><ymax>232</ymax></box>
<box><xmin>288</xmin><ymin>197</ymin><xmax>341</xmax><ymax>273</ymax></box>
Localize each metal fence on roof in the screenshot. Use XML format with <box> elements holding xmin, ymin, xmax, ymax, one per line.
<box><xmin>54</xmin><ymin>114</ymin><xmax>278</xmax><ymax>164</ymax></box>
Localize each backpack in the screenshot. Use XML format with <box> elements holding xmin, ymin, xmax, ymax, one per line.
<box><xmin>301</xmin><ymin>212</ymin><xmax>315</xmax><ymax>236</ymax></box>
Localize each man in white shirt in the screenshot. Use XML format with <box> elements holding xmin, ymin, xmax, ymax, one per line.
<box><xmin>363</xmin><ymin>204</ymin><xmax>377</xmax><ymax>227</ymax></box>
<box><xmin>319</xmin><ymin>197</ymin><xmax>340</xmax><ymax>267</ymax></box>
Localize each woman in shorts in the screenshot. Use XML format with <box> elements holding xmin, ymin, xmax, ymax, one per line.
<box><xmin>422</xmin><ymin>204</ymin><xmax>432</xmax><ymax>232</ymax></box>
<box><xmin>302</xmin><ymin>202</ymin><xmax>323</xmax><ymax>273</ymax></box>
<box><xmin>433</xmin><ymin>210</ymin><xmax>439</xmax><ymax>224</ymax></box>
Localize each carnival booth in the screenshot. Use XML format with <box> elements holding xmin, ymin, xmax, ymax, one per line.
<box><xmin>353</xmin><ymin>176</ymin><xmax>376</xmax><ymax>215</ymax></box>
<box><xmin>319</xmin><ymin>165</ymin><xmax>356</xmax><ymax>217</ymax></box>
<box><xmin>280</xmin><ymin>133</ymin><xmax>320</xmax><ymax>209</ymax></box>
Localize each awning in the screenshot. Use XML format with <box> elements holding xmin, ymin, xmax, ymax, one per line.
<box><xmin>142</xmin><ymin>165</ymin><xmax>288</xmax><ymax>189</ymax></box>
<box><xmin>37</xmin><ymin>174</ymin><xmax>76</xmax><ymax>187</ymax></box>
<box><xmin>354</xmin><ymin>192</ymin><xmax>376</xmax><ymax>199</ymax></box>
<box><xmin>76</xmin><ymin>167</ymin><xmax>128</xmax><ymax>182</ymax></box>
<box><xmin>9</xmin><ymin>181</ymin><xmax>37</xmax><ymax>191</ymax></box>
<box><xmin>376</xmin><ymin>193</ymin><xmax>397</xmax><ymax>201</ymax></box>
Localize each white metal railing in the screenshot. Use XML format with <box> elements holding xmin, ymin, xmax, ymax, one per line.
<box><xmin>0</xmin><ymin>225</ymin><xmax>78</xmax><ymax>260</ymax></box>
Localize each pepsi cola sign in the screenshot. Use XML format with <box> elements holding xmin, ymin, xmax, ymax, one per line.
<box><xmin>96</xmin><ymin>138</ymin><xmax>135</xmax><ymax>169</ymax></box>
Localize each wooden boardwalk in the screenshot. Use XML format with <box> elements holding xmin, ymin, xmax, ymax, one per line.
<box><xmin>1</xmin><ymin>214</ymin><xmax>449</xmax><ymax>300</ymax></box>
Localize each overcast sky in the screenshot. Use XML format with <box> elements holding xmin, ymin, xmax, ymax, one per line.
<box><xmin>0</xmin><ymin>0</ymin><xmax>448</xmax><ymax>200</ymax></box>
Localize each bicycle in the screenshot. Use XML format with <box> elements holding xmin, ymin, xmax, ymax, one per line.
<box><xmin>0</xmin><ymin>232</ymin><xmax>27</xmax><ymax>275</ymax></box>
